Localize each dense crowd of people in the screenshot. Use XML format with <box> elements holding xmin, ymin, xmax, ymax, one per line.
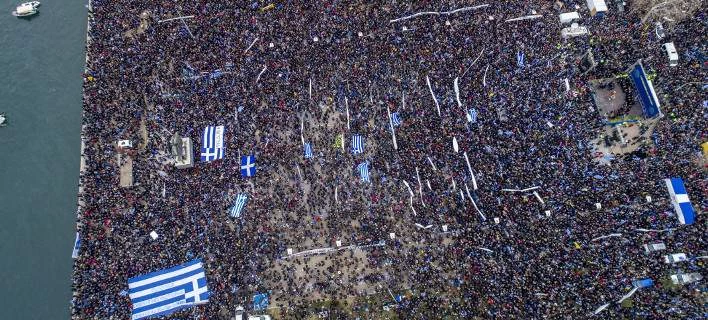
<box><xmin>72</xmin><ymin>1</ymin><xmax>706</xmax><ymax>319</ymax></box>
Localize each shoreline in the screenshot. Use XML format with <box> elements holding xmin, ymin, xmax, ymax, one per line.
<box><xmin>71</xmin><ymin>0</ymin><xmax>91</xmax><ymax>312</ymax></box>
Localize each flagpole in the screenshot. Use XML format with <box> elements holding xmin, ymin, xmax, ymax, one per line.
<box><xmin>463</xmin><ymin>152</ymin><xmax>478</xmax><ymax>190</ymax></box>
<box><xmin>454</xmin><ymin>77</ymin><xmax>462</xmax><ymax>108</ymax></box>
<box><xmin>466</xmin><ymin>184</ymin><xmax>486</xmax><ymax>221</ymax></box>
<box><xmin>255</xmin><ymin>65</ymin><xmax>267</xmax><ymax>83</ymax></box>
<box><xmin>158</xmin><ymin>15</ymin><xmax>196</xmax><ymax>23</ymax></box>
<box><xmin>415</xmin><ymin>167</ymin><xmax>425</xmax><ymax>207</ymax></box>
<box><xmin>179</xmin><ymin>15</ymin><xmax>195</xmax><ymax>39</ymax></box>
<box><xmin>300</xmin><ymin>117</ymin><xmax>305</xmax><ymax>146</ymax></box>
<box><xmin>387</xmin><ymin>288</ymin><xmax>397</xmax><ymax>303</ymax></box>
<box><xmin>426</xmin><ymin>75</ymin><xmax>441</xmax><ymax>116</ymax></box>
<box><xmin>460</xmin><ymin>48</ymin><xmax>485</xmax><ymax>78</ymax></box>
<box><xmin>533</xmin><ymin>191</ymin><xmax>545</xmax><ymax>204</ymax></box>
<box><xmin>345</xmin><ymin>97</ymin><xmax>350</xmax><ymax>131</ymax></box>
<box><xmin>591</xmin><ymin>233</ymin><xmax>623</xmax><ymax>242</ymax></box>
<box><xmin>402</xmin><ymin>180</ymin><xmax>416</xmax><ymax>216</ymax></box>
<box><xmin>482</xmin><ymin>64</ymin><xmax>489</xmax><ymax>87</ymax></box>
<box><xmin>243</xmin><ymin>37</ymin><xmax>259</xmax><ymax>54</ymax></box>
<box><xmin>427</xmin><ymin>156</ymin><xmax>437</xmax><ymax>171</ymax></box>
<box><xmin>501</xmin><ymin>186</ymin><xmax>540</xmax><ymax>192</ymax></box>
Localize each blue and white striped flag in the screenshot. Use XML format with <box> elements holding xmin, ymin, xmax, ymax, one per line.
<box><xmin>466</xmin><ymin>108</ymin><xmax>478</xmax><ymax>123</ymax></box>
<box><xmin>71</xmin><ymin>232</ymin><xmax>80</xmax><ymax>259</ymax></box>
<box><xmin>517</xmin><ymin>51</ymin><xmax>525</xmax><ymax>68</ymax></box>
<box><xmin>664</xmin><ymin>178</ymin><xmax>695</xmax><ymax>225</ymax></box>
<box><xmin>391</xmin><ymin>112</ymin><xmax>402</xmax><ymax>127</ymax></box>
<box><xmin>357</xmin><ymin>161</ymin><xmax>370</xmax><ymax>183</ymax></box>
<box><xmin>200</xmin><ymin>125</ymin><xmax>225</xmax><ymax>162</ymax></box>
<box><xmin>229</xmin><ymin>194</ymin><xmax>248</xmax><ymax>218</ymax></box>
<box><xmin>304</xmin><ymin>142</ymin><xmax>313</xmax><ymax>159</ymax></box>
<box><xmin>352</xmin><ymin>135</ymin><xmax>364</xmax><ymax>154</ymax></box>
<box><xmin>127</xmin><ymin>259</ymin><xmax>210</xmax><ymax>320</ymax></box>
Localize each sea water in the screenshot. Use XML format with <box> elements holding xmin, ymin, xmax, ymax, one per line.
<box><xmin>0</xmin><ymin>1</ymin><xmax>86</xmax><ymax>318</ymax></box>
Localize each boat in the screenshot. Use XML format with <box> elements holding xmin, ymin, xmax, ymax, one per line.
<box><xmin>0</xmin><ymin>113</ymin><xmax>7</xmax><ymax>127</ymax></box>
<box><xmin>12</xmin><ymin>2</ymin><xmax>41</xmax><ymax>17</ymax></box>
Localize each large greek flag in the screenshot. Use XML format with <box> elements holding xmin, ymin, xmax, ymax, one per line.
<box><xmin>201</xmin><ymin>126</ymin><xmax>225</xmax><ymax>162</ymax></box>
<box><xmin>352</xmin><ymin>135</ymin><xmax>364</xmax><ymax>154</ymax></box>
<box><xmin>664</xmin><ymin>178</ymin><xmax>695</xmax><ymax>225</ymax></box>
<box><xmin>357</xmin><ymin>161</ymin><xmax>370</xmax><ymax>183</ymax></box>
<box><xmin>128</xmin><ymin>259</ymin><xmax>210</xmax><ymax>320</ymax></box>
<box><xmin>230</xmin><ymin>194</ymin><xmax>248</xmax><ymax>218</ymax></box>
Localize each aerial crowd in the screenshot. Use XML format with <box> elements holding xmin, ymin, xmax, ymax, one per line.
<box><xmin>72</xmin><ymin>1</ymin><xmax>705</xmax><ymax>319</ymax></box>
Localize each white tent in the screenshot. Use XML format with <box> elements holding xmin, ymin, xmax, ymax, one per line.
<box><xmin>559</xmin><ymin>12</ymin><xmax>580</xmax><ymax>24</ymax></box>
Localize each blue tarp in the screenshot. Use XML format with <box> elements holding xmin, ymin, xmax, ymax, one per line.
<box><xmin>664</xmin><ymin>178</ymin><xmax>695</xmax><ymax>225</ymax></box>
<box><xmin>253</xmin><ymin>293</ymin><xmax>269</xmax><ymax>310</ymax></box>
<box><xmin>633</xmin><ymin>278</ymin><xmax>654</xmax><ymax>288</ymax></box>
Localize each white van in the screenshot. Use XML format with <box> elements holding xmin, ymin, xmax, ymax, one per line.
<box><xmin>663</xmin><ymin>42</ymin><xmax>678</xmax><ymax>67</ymax></box>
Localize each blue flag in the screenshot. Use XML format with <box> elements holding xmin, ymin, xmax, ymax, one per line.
<box><xmin>517</xmin><ymin>51</ymin><xmax>525</xmax><ymax>68</ymax></box>
<box><xmin>467</xmin><ymin>108</ymin><xmax>478</xmax><ymax>123</ymax></box>
<box><xmin>71</xmin><ymin>232</ymin><xmax>80</xmax><ymax>259</ymax></box>
<box><xmin>357</xmin><ymin>161</ymin><xmax>370</xmax><ymax>183</ymax></box>
<box><xmin>352</xmin><ymin>135</ymin><xmax>364</xmax><ymax>154</ymax></box>
<box><xmin>201</xmin><ymin>126</ymin><xmax>225</xmax><ymax>162</ymax></box>
<box><xmin>391</xmin><ymin>112</ymin><xmax>402</xmax><ymax>127</ymax></box>
<box><xmin>240</xmin><ymin>155</ymin><xmax>256</xmax><ymax>177</ymax></box>
<box><xmin>304</xmin><ymin>142</ymin><xmax>313</xmax><ymax>159</ymax></box>
<box><xmin>127</xmin><ymin>259</ymin><xmax>211</xmax><ymax>320</ymax></box>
